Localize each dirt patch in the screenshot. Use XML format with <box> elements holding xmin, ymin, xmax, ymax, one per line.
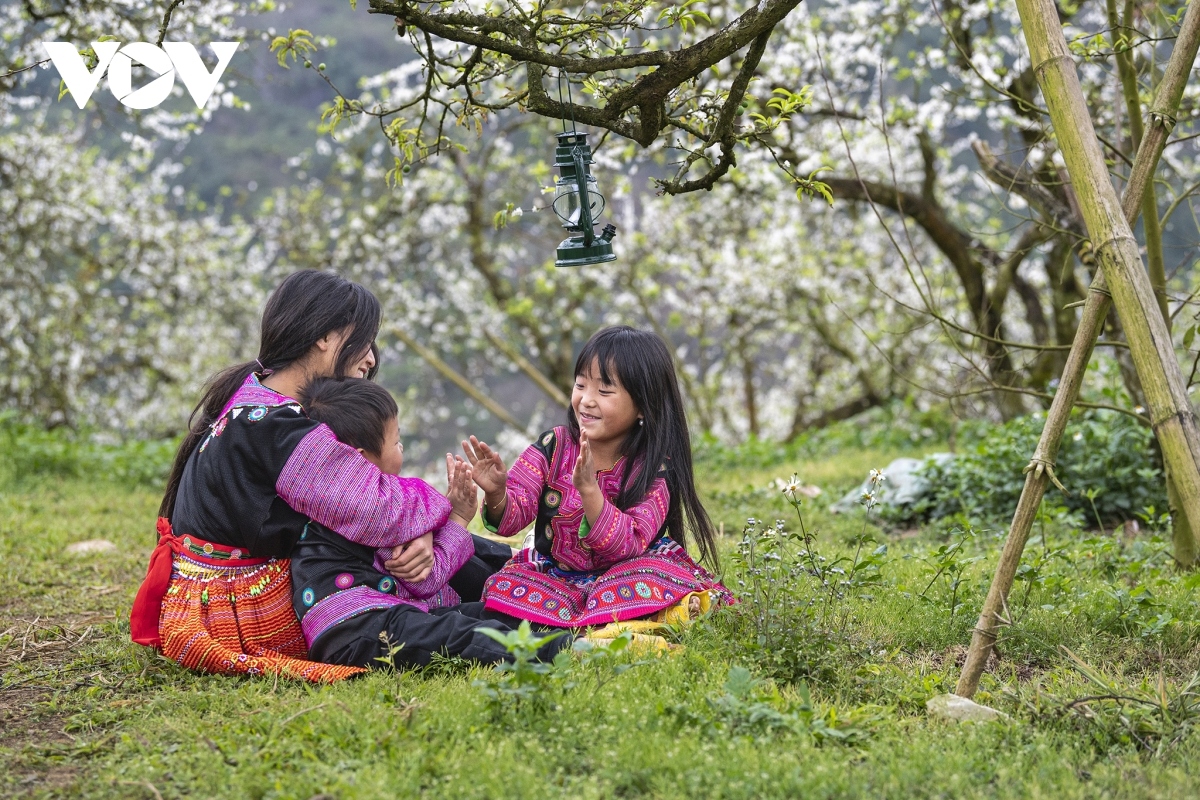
<box><xmin>1</xmin><ymin>683</ymin><xmax>73</xmax><ymax>752</ymax></box>
<box><xmin>1</xmin><ymin>616</ymin><xmax>115</xmax><ymax>796</ymax></box>
<box><xmin>931</xmin><ymin>644</ymin><xmax>1040</xmax><ymax>683</ymax></box>
<box><xmin>5</xmin><ymin>763</ymin><xmax>83</xmax><ymax>798</ymax></box>
<box><xmin>0</xmin><ymin>686</ymin><xmax>80</xmax><ymax>797</ymax></box>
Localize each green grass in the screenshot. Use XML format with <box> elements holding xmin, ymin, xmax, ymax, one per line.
<box><xmin>3</xmin><ymin>443</ymin><xmax>1200</xmax><ymax>798</ymax></box>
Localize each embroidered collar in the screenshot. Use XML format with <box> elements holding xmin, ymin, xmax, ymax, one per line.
<box><xmin>595</xmin><ymin>454</ymin><xmax>627</xmax><ymax>476</ymax></box>
<box><xmin>217</xmin><ymin>373</ymin><xmax>300</xmax><ymax>420</ymax></box>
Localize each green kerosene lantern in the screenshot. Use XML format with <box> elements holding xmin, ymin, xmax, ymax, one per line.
<box><xmin>551</xmin><ymin>130</ymin><xmax>617</xmax><ymax>267</ymax></box>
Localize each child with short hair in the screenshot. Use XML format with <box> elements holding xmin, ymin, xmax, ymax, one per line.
<box><xmin>292</xmin><ymin>378</ymin><xmax>562</xmax><ymax>668</ymax></box>
<box><xmin>298</xmin><ymin>377</ymin><xmax>470</xmax><ymax>605</ymax></box>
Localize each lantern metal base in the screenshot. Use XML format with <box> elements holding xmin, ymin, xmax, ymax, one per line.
<box><xmin>555</xmin><ymin>235</ymin><xmax>616</xmax><ymax>267</ymax></box>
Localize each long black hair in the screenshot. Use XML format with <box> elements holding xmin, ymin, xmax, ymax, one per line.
<box><xmin>566</xmin><ymin>326</ymin><xmax>719</xmax><ymax>566</ymax></box>
<box><xmin>159</xmin><ymin>270</ymin><xmax>381</xmax><ymax>518</ymax></box>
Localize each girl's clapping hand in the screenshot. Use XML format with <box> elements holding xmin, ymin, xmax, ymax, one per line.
<box><xmin>571</xmin><ymin>430</ymin><xmax>600</xmax><ymax>495</ymax></box>
<box><xmin>445</xmin><ymin>454</ymin><xmax>478</xmax><ymax>525</ymax></box>
<box><xmin>461</xmin><ymin>436</ymin><xmax>508</xmax><ymax>494</ymax></box>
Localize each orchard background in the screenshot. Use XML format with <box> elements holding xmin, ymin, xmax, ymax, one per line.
<box><xmin>3</xmin><ymin>2</ymin><xmax>1200</xmax><ymax>797</ymax></box>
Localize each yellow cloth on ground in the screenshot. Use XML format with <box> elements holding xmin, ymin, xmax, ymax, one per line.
<box><xmin>584</xmin><ymin>591</ymin><xmax>712</xmax><ymax>651</ymax></box>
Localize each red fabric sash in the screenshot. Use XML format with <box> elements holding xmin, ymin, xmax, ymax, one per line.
<box><xmin>129</xmin><ymin>518</ymin><xmax>268</xmax><ymax>648</ymax></box>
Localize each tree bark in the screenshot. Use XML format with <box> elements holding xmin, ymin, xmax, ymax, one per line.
<box><xmin>824</xmin><ymin>176</ymin><xmax>1026</xmax><ymax>417</ymax></box>
<box><xmin>955</xmin><ymin>0</ymin><xmax>1200</xmax><ymax>699</ymax></box>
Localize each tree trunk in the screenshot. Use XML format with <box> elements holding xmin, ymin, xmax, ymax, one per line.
<box><xmin>1041</xmin><ymin>236</ymin><xmax>1079</xmax><ymax>381</ymax></box>
<box><xmin>955</xmin><ymin>0</ymin><xmax>1200</xmax><ymax>699</ymax></box>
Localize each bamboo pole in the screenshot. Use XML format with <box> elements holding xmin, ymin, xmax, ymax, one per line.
<box><xmin>1108</xmin><ymin>0</ymin><xmax>1196</xmax><ymax>562</ymax></box>
<box><xmin>1109</xmin><ymin>0</ymin><xmax>1173</xmax><ymax>327</ymax></box>
<box><xmin>1017</xmin><ymin>0</ymin><xmax>1200</xmax><ymax>556</ymax></box>
<box><xmin>955</xmin><ymin>0</ymin><xmax>1200</xmax><ymax>699</ymax></box>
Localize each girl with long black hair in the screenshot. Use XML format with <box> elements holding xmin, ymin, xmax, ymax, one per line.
<box><xmin>130</xmin><ymin>271</ymin><xmax>543</xmax><ymax>682</ymax></box>
<box><xmin>463</xmin><ymin>326</ymin><xmax>732</xmax><ymax>627</ymax></box>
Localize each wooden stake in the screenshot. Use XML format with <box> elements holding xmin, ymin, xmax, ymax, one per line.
<box><xmin>955</xmin><ymin>0</ymin><xmax>1200</xmax><ymax>699</ymax></box>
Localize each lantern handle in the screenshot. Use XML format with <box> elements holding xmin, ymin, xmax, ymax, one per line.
<box><xmin>558</xmin><ymin>69</ymin><xmax>579</xmax><ymax>134</ymax></box>
<box><xmin>572</xmin><ymin>147</ymin><xmax>595</xmax><ymax>246</ymax></box>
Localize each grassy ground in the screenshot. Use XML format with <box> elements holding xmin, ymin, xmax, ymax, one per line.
<box><xmin>2</xmin><ymin>440</ymin><xmax>1199</xmax><ymax>798</ymax></box>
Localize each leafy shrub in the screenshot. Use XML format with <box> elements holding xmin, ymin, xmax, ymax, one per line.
<box><xmin>912</xmin><ymin>409</ymin><xmax>1164</xmax><ymax>526</ymax></box>
<box><xmin>716</xmin><ymin>475</ymin><xmax>888</xmax><ymax>686</ymax></box>
<box><xmin>693</xmin><ymin>401</ymin><xmax>952</xmax><ymax>472</ymax></box>
<box><xmin>472</xmin><ymin>622</ymin><xmax>572</xmax><ymax>717</ymax></box>
<box><xmin>0</xmin><ymin>411</ymin><xmax>177</xmax><ymax>488</ymax></box>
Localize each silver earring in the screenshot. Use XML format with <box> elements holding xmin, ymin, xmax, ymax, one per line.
<box><xmin>638</xmin><ymin>418</ymin><xmax>644</xmax><ymax>427</ymax></box>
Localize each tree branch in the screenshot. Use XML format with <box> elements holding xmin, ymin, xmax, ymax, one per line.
<box><xmin>369</xmin><ymin>0</ymin><xmax>805</xmax><ymax>147</ymax></box>
<box><xmin>972</xmin><ymin>140</ymin><xmax>1082</xmax><ymax>236</ymax></box>
<box><xmin>823</xmin><ymin>175</ymin><xmax>992</xmax><ymax>324</ymax></box>
<box><xmin>391</xmin><ymin>326</ymin><xmax>525</xmax><ymax>430</ymax></box>
<box><xmin>156</xmin><ymin>0</ymin><xmax>187</xmax><ymax>48</ymax></box>
<box><xmin>482</xmin><ymin>329</ymin><xmax>571</xmax><ymax>408</ymax></box>
<box><xmin>657</xmin><ymin>30</ymin><xmax>772</xmax><ymax>194</ymax></box>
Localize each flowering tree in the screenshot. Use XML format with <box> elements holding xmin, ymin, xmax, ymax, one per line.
<box><xmin>0</xmin><ymin>122</ymin><xmax>269</xmax><ymax>431</ymax></box>
<box><xmin>0</xmin><ymin>1</ymin><xmax>274</xmax><ymax>432</ymax></box>
<box><xmin>690</xmin><ymin>0</ymin><xmax>1200</xmax><ymax>418</ymax></box>
<box><xmin>6</xmin><ymin>0</ymin><xmax>1200</xmax><ymax>452</ymax></box>
<box><xmin>304</xmin><ymin>1</ymin><xmax>1200</xmax><ymax>424</ymax></box>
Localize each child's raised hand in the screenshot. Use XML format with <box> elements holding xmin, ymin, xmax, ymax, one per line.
<box><xmin>571</xmin><ymin>430</ymin><xmax>600</xmax><ymax>495</ymax></box>
<box><xmin>461</xmin><ymin>436</ymin><xmax>507</xmax><ymax>495</ymax></box>
<box><xmin>445</xmin><ymin>454</ymin><xmax>478</xmax><ymax>524</ymax></box>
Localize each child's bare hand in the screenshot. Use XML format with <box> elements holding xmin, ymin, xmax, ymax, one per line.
<box><xmin>445</xmin><ymin>454</ymin><xmax>478</xmax><ymax>522</ymax></box>
<box><xmin>384</xmin><ymin>532</ymin><xmax>434</xmax><ymax>582</ymax></box>
<box><xmin>462</xmin><ymin>436</ymin><xmax>507</xmax><ymax>495</ymax></box>
<box><xmin>571</xmin><ymin>430</ymin><xmax>599</xmax><ymax>495</ymax></box>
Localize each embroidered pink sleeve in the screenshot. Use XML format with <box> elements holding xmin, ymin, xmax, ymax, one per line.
<box><xmin>374</xmin><ymin>520</ymin><xmax>474</xmax><ymax>600</ymax></box>
<box><xmin>583</xmin><ymin>477</ymin><xmax>671</xmax><ymax>569</ymax></box>
<box><xmin>487</xmin><ymin>443</ymin><xmax>549</xmax><ymax>539</ymax></box>
<box><xmin>278</xmin><ymin>425</ymin><xmax>451</xmax><ymax>548</ymax></box>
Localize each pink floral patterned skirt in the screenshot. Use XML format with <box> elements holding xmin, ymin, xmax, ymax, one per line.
<box><xmin>482</xmin><ymin>535</ymin><xmax>733</xmax><ymax>627</ymax></box>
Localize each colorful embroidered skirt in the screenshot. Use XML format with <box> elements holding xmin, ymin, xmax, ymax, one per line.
<box><xmin>157</xmin><ymin>544</ymin><xmax>364</xmax><ymax>683</ymax></box>
<box><xmin>482</xmin><ymin>535</ymin><xmax>733</xmax><ymax>627</ymax></box>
